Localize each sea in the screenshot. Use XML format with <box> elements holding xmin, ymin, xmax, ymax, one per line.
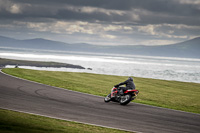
<box><xmin>1</xmin><ymin>47</ymin><xmax>200</xmax><ymax>83</ymax></box>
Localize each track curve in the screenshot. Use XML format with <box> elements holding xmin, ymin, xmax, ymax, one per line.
<box><xmin>0</xmin><ymin>70</ymin><xmax>200</xmax><ymax>133</ymax></box>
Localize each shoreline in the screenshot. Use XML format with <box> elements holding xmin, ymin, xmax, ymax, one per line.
<box><xmin>1</xmin><ymin>56</ymin><xmax>199</xmax><ymax>84</ymax></box>
<box><xmin>0</xmin><ymin>58</ymin><xmax>85</xmax><ymax>69</ymax></box>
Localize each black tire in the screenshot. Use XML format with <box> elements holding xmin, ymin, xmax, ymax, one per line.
<box><xmin>120</xmin><ymin>94</ymin><xmax>132</xmax><ymax>105</ymax></box>
<box><xmin>104</xmin><ymin>94</ymin><xmax>111</xmax><ymax>102</ymax></box>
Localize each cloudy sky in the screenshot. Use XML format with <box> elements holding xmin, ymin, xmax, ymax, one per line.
<box><xmin>0</xmin><ymin>0</ymin><xmax>200</xmax><ymax>45</ymax></box>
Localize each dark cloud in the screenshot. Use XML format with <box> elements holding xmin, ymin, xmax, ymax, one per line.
<box><xmin>11</xmin><ymin>0</ymin><xmax>200</xmax><ymax>14</ymax></box>
<box><xmin>1</xmin><ymin>0</ymin><xmax>199</xmax><ymax>25</ymax></box>
<box><xmin>0</xmin><ymin>0</ymin><xmax>200</xmax><ymax>45</ymax></box>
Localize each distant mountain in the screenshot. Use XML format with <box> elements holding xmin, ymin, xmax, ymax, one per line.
<box><xmin>0</xmin><ymin>36</ymin><xmax>199</xmax><ymax>58</ymax></box>
<box><xmin>154</xmin><ymin>37</ymin><xmax>200</xmax><ymax>58</ymax></box>
<box><xmin>0</xmin><ymin>36</ymin><xmax>69</xmax><ymax>50</ymax></box>
<box><xmin>0</xmin><ymin>36</ymin><xmax>96</xmax><ymax>52</ymax></box>
<box><xmin>113</xmin><ymin>37</ymin><xmax>200</xmax><ymax>58</ymax></box>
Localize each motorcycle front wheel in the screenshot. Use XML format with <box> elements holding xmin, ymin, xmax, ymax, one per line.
<box><xmin>104</xmin><ymin>93</ymin><xmax>111</xmax><ymax>102</ymax></box>
<box><xmin>120</xmin><ymin>94</ymin><xmax>132</xmax><ymax>105</ymax></box>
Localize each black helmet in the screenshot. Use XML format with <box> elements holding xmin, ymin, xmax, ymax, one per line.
<box><xmin>128</xmin><ymin>77</ymin><xmax>133</xmax><ymax>81</ymax></box>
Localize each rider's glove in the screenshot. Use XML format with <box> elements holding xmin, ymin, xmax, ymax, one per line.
<box><xmin>114</xmin><ymin>85</ymin><xmax>119</xmax><ymax>88</ymax></box>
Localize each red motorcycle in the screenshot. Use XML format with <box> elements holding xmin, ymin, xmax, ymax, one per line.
<box><xmin>104</xmin><ymin>87</ymin><xmax>139</xmax><ymax>105</ymax></box>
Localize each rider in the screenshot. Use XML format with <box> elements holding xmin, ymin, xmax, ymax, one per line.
<box><xmin>114</xmin><ymin>77</ymin><xmax>136</xmax><ymax>95</ymax></box>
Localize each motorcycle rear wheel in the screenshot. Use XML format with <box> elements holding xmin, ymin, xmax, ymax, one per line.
<box><xmin>104</xmin><ymin>94</ymin><xmax>111</xmax><ymax>102</ymax></box>
<box><xmin>120</xmin><ymin>94</ymin><xmax>132</xmax><ymax>105</ymax></box>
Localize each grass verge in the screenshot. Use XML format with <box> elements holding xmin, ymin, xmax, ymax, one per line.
<box><xmin>0</xmin><ymin>109</ymin><xmax>130</xmax><ymax>133</ymax></box>
<box><xmin>2</xmin><ymin>68</ymin><xmax>200</xmax><ymax>114</ymax></box>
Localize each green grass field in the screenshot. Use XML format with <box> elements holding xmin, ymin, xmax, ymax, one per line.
<box><xmin>2</xmin><ymin>68</ymin><xmax>200</xmax><ymax>114</ymax></box>
<box><xmin>0</xmin><ymin>109</ymin><xmax>130</xmax><ymax>133</ymax></box>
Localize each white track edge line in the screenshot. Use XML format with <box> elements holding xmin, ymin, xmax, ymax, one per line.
<box><xmin>0</xmin><ymin>107</ymin><xmax>140</xmax><ymax>133</ymax></box>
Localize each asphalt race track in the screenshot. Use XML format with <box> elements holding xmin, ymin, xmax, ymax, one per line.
<box><xmin>0</xmin><ymin>70</ymin><xmax>200</xmax><ymax>133</ymax></box>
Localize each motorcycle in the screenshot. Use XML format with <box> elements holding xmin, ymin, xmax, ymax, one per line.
<box><xmin>104</xmin><ymin>87</ymin><xmax>139</xmax><ymax>105</ymax></box>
